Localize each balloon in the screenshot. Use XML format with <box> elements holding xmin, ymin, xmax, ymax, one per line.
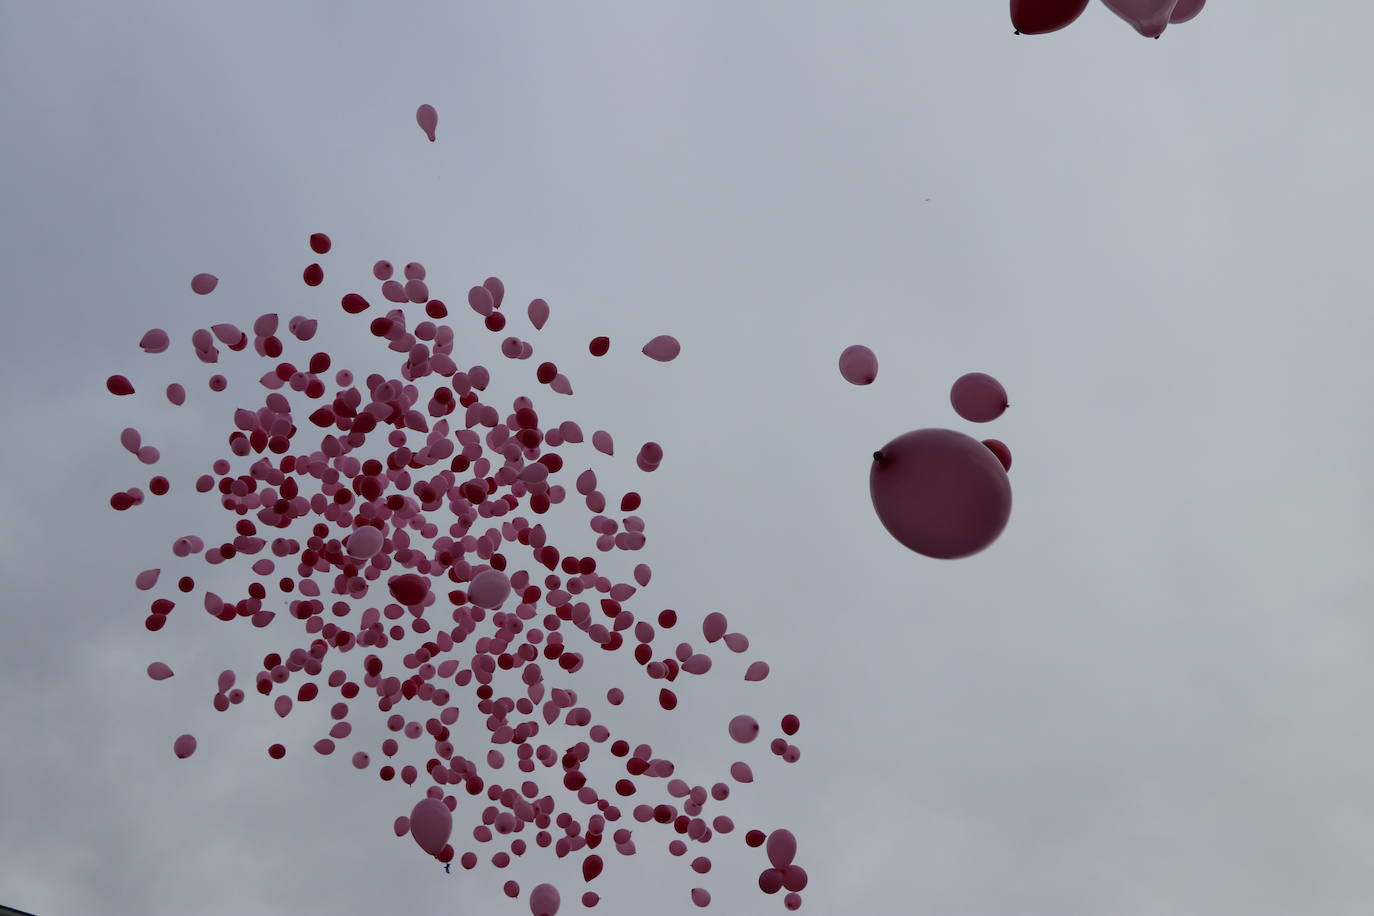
<box><xmin>1099</xmin><ymin>0</ymin><xmax>1178</xmax><ymax>37</ymax></box>
<box><xmin>346</xmin><ymin>526</ymin><xmax>384</xmax><ymax>558</ymax></box>
<box><xmin>641</xmin><ymin>335</ymin><xmax>680</xmax><ymax>362</ymax></box>
<box><xmin>147</xmin><ymin>662</ymin><xmax>174</xmax><ymax>680</ymax></box>
<box><xmin>728</xmin><ymin>715</ymin><xmax>759</xmax><ymax>743</ymax></box>
<box><xmin>1010</xmin><ymin>0</ymin><xmax>1090</xmax><ymax>34</ymax></box>
<box><xmin>767</xmin><ymin>829</ymin><xmax>797</xmax><ymax>868</ymax></box>
<box><xmin>870</xmin><ymin>428</ymin><xmax>1012</xmax><ymax>559</ymax></box>
<box><xmin>744</xmin><ymin>661</ymin><xmax>770</xmax><ymax>681</ymax></box>
<box><xmin>982</xmin><ymin>438</ymin><xmax>1012</xmax><ymax>472</ymax></box>
<box><xmin>140</xmin><ymin>329</ymin><xmax>170</xmax><ymax>353</ymax></box>
<box><xmin>190</xmin><ymin>273</ymin><xmax>218</xmax><ymax>295</ymax></box>
<box><xmin>1169</xmin><ymin>0</ymin><xmax>1204</xmax><ymax>22</ymax></box>
<box><xmin>528</xmin><ymin>298</ymin><xmax>550</xmax><ymax>330</ymax></box>
<box><xmin>691</xmin><ymin>888</ymin><xmax>711</xmax><ymax>907</ymax></box>
<box><xmin>468</xmin><ymin>569</ymin><xmax>511</xmax><ymax>609</ymax></box>
<box><xmin>949</xmin><ymin>372</ymin><xmax>1008</xmax><ymax>423</ymax></box>
<box><xmin>837</xmin><ymin>344</ymin><xmax>878</xmax><ymax>385</ymax></box>
<box><xmin>410</xmin><ymin>797</ymin><xmax>453</xmax><ymax>855</ymax></box>
<box><xmin>529</xmin><ymin>883</ymin><xmax>560</xmax><ymax>916</ymax></box>
<box><xmin>702</xmin><ymin>612</ymin><xmax>727</xmax><ymax>642</ymax></box>
<box><xmin>416</xmin><ymin>104</ymin><xmax>438</xmax><ymax>142</ymax></box>
<box><xmin>309</xmin><ymin>233</ymin><xmax>332</xmax><ymax>254</ymax></box>
<box><xmin>173</xmin><ymin>734</ymin><xmax>197</xmax><ymax>758</ymax></box>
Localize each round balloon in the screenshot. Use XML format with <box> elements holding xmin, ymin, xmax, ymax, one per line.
<box><xmin>870</xmin><ymin>428</ymin><xmax>1012</xmax><ymax>559</ymax></box>
<box><xmin>949</xmin><ymin>372</ymin><xmax>1008</xmax><ymax>423</ymax></box>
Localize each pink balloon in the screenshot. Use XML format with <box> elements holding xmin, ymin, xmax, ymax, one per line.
<box><xmin>468</xmin><ymin>569</ymin><xmax>512</xmax><ymax>609</ymax></box>
<box><xmin>528</xmin><ymin>298</ymin><xmax>550</xmax><ymax>330</ymax></box>
<box><xmin>190</xmin><ymin>273</ymin><xmax>218</xmax><ymax>295</ymax></box>
<box><xmin>767</xmin><ymin>829</ymin><xmax>797</xmax><ymax>869</ymax></box>
<box><xmin>702</xmin><ymin>612</ymin><xmax>727</xmax><ymax>643</ymax></box>
<box><xmin>784</xmin><ymin>892</ymin><xmax>802</xmax><ymax>910</ymax></box>
<box><xmin>838</xmin><ymin>344</ymin><xmax>878</xmax><ymax>385</ymax></box>
<box><xmin>135</xmin><ymin>568</ymin><xmax>159</xmax><ymax>590</ymax></box>
<box><xmin>641</xmin><ymin>335</ymin><xmax>680</xmax><ymax>362</ymax></box>
<box><xmin>347</xmin><ymin>526</ymin><xmax>384</xmax><ymax>559</ymax></box>
<box><xmin>722</xmin><ymin>632</ymin><xmax>749</xmax><ymax>653</ymax></box>
<box><xmin>730</xmin><ymin>761</ymin><xmax>754</xmax><ymax>783</ymax></box>
<box><xmin>393</xmin><ymin>815</ymin><xmax>410</xmax><ymax>837</ymax></box>
<box><xmin>690</xmin><ymin>888</ymin><xmax>711</xmax><ymax>907</ymax></box>
<box><xmin>728</xmin><ymin>715</ymin><xmax>759</xmax><ymax>743</ymax></box>
<box><xmin>1099</xmin><ymin>0</ymin><xmax>1178</xmax><ymax>37</ymax></box>
<box><xmin>139</xmin><ymin>329</ymin><xmax>170</xmax><ymax>353</ymax></box>
<box><xmin>1169</xmin><ymin>0</ymin><xmax>1204</xmax><ymax>21</ymax></box>
<box><xmin>529</xmin><ymin>883</ymin><xmax>560</xmax><ymax>916</ymax></box>
<box><xmin>410</xmin><ymin>797</ymin><xmax>453</xmax><ymax>855</ymax></box>
<box><xmin>744</xmin><ymin>661</ymin><xmax>770</xmax><ymax>682</ymax></box>
<box><xmin>949</xmin><ymin>372</ymin><xmax>1008</xmax><ymax>423</ymax></box>
<box><xmin>166</xmin><ymin>383</ymin><xmax>185</xmax><ymax>406</ymax></box>
<box><xmin>416</xmin><ymin>104</ymin><xmax>438</xmax><ymax>142</ymax></box>
<box><xmin>147</xmin><ymin>662</ymin><xmax>174</xmax><ymax>680</ymax></box>
<box><xmin>173</xmin><ymin>734</ymin><xmax>197</xmax><ymax>758</ymax></box>
<box><xmin>870</xmin><ymin>429</ymin><xmax>1012</xmax><ymax>559</ymax></box>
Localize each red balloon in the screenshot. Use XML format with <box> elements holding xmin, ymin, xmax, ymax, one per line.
<box><xmin>949</xmin><ymin>372</ymin><xmax>1008</xmax><ymax>423</ymax></box>
<box><xmin>870</xmin><ymin>429</ymin><xmax>1012</xmax><ymax>559</ymax></box>
<box><xmin>1011</xmin><ymin>0</ymin><xmax>1090</xmax><ymax>34</ymax></box>
<box><xmin>982</xmin><ymin>438</ymin><xmax>1012</xmax><ymax>472</ymax></box>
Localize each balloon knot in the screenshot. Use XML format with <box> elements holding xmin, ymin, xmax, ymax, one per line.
<box><xmin>872</xmin><ymin>450</ymin><xmax>886</xmax><ymax>465</ymax></box>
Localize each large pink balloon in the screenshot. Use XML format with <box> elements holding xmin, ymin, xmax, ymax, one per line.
<box><xmin>468</xmin><ymin>569</ymin><xmax>511</xmax><ymax>609</ymax></box>
<box><xmin>766</xmin><ymin>829</ymin><xmax>797</xmax><ymax>869</ymax></box>
<box><xmin>1169</xmin><ymin>0</ymin><xmax>1204</xmax><ymax>22</ymax></box>
<box><xmin>410</xmin><ymin>797</ymin><xmax>452</xmax><ymax>856</ymax></box>
<box><xmin>1099</xmin><ymin>0</ymin><xmax>1179</xmax><ymax>37</ymax></box>
<box><xmin>949</xmin><ymin>372</ymin><xmax>1008</xmax><ymax>423</ymax></box>
<box><xmin>870</xmin><ymin>429</ymin><xmax>1012</xmax><ymax>559</ymax></box>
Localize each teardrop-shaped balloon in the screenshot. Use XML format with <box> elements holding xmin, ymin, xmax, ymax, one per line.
<box><xmin>410</xmin><ymin>797</ymin><xmax>453</xmax><ymax>855</ymax></box>
<box><xmin>190</xmin><ymin>273</ymin><xmax>218</xmax><ymax>295</ymax></box>
<box><xmin>837</xmin><ymin>344</ymin><xmax>878</xmax><ymax>385</ymax></box>
<box><xmin>529</xmin><ymin>883</ymin><xmax>561</xmax><ymax>916</ymax></box>
<box><xmin>766</xmin><ymin>829</ymin><xmax>797</xmax><ymax>869</ymax></box>
<box><xmin>1168</xmin><ymin>0</ymin><xmax>1204</xmax><ymax>22</ymax></box>
<box><xmin>528</xmin><ymin>298</ymin><xmax>550</xmax><ymax>330</ymax></box>
<box><xmin>641</xmin><ymin>335</ymin><xmax>680</xmax><ymax>362</ymax></box>
<box><xmin>1100</xmin><ymin>0</ymin><xmax>1178</xmax><ymax>37</ymax></box>
<box><xmin>1010</xmin><ymin>0</ymin><xmax>1090</xmax><ymax>34</ymax></box>
<box><xmin>416</xmin><ymin>104</ymin><xmax>438</xmax><ymax>142</ymax></box>
<box><xmin>147</xmin><ymin>661</ymin><xmax>174</xmax><ymax>680</ymax></box>
<box><xmin>871</xmin><ymin>428</ymin><xmax>1012</xmax><ymax>559</ymax></box>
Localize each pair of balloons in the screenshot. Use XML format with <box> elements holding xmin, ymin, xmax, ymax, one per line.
<box><xmin>1011</xmin><ymin>0</ymin><xmax>1205</xmax><ymax>38</ymax></box>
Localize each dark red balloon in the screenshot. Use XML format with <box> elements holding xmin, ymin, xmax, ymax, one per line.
<box><xmin>949</xmin><ymin>372</ymin><xmax>1008</xmax><ymax>423</ymax></box>
<box><xmin>1010</xmin><ymin>0</ymin><xmax>1090</xmax><ymax>34</ymax></box>
<box><xmin>870</xmin><ymin>429</ymin><xmax>1012</xmax><ymax>559</ymax></box>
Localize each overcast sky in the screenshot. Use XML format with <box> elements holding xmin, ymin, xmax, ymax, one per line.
<box><xmin>3</xmin><ymin>2</ymin><xmax>1374</xmax><ymax>915</ymax></box>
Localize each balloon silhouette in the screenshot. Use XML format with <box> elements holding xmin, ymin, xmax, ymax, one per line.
<box><xmin>416</xmin><ymin>104</ymin><xmax>438</xmax><ymax>142</ymax></box>
<box><xmin>1100</xmin><ymin>0</ymin><xmax>1178</xmax><ymax>37</ymax></box>
<box><xmin>1011</xmin><ymin>0</ymin><xmax>1090</xmax><ymax>34</ymax></box>
<box><xmin>982</xmin><ymin>438</ymin><xmax>1013</xmax><ymax>472</ymax></box>
<box><xmin>950</xmin><ymin>372</ymin><xmax>1008</xmax><ymax>423</ymax></box>
<box><xmin>870</xmin><ymin>429</ymin><xmax>1012</xmax><ymax>559</ymax></box>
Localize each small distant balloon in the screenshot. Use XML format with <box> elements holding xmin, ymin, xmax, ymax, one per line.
<box><xmin>190</xmin><ymin>273</ymin><xmax>219</xmax><ymax>295</ymax></box>
<box><xmin>949</xmin><ymin>372</ymin><xmax>1008</xmax><ymax>423</ymax></box>
<box><xmin>173</xmin><ymin>734</ymin><xmax>197</xmax><ymax>758</ymax></box>
<box><xmin>147</xmin><ymin>662</ymin><xmax>174</xmax><ymax>680</ymax></box>
<box><xmin>416</xmin><ymin>104</ymin><xmax>438</xmax><ymax>142</ymax></box>
<box><xmin>837</xmin><ymin>344</ymin><xmax>878</xmax><ymax>385</ymax></box>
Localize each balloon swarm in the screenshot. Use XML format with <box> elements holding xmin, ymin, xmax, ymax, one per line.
<box><xmin>110</xmin><ymin>106</ymin><xmax>812</xmax><ymax>913</ymax></box>
<box><xmin>1011</xmin><ymin>0</ymin><xmax>1206</xmax><ymax>38</ymax></box>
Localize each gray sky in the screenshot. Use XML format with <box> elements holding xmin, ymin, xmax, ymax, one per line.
<box><xmin>3</xmin><ymin>2</ymin><xmax>1374</xmax><ymax>914</ymax></box>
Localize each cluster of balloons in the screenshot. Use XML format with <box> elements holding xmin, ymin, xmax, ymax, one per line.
<box><xmin>840</xmin><ymin>346</ymin><xmax>1014</xmax><ymax>560</ymax></box>
<box><xmin>1011</xmin><ymin>0</ymin><xmax>1206</xmax><ymax>38</ymax></box>
<box><xmin>107</xmin><ymin>105</ymin><xmax>814</xmax><ymax>913</ymax></box>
